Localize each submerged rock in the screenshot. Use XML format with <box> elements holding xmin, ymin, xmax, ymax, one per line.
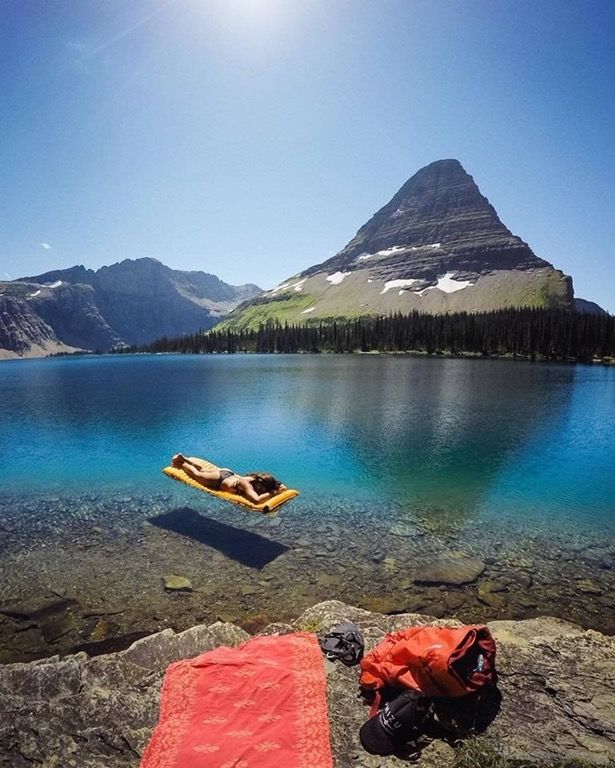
<box><xmin>442</xmin><ymin>591</ymin><xmax>466</xmax><ymax>611</ymax></box>
<box><xmin>413</xmin><ymin>552</ymin><xmax>485</xmax><ymax>586</ymax></box>
<box><xmin>576</xmin><ymin>578</ymin><xmax>603</xmax><ymax>596</ymax></box>
<box><xmin>507</xmin><ymin>570</ymin><xmax>533</xmax><ymax>589</ymax></box>
<box><xmin>162</xmin><ymin>574</ymin><xmax>192</xmax><ymax>592</ymax></box>
<box><xmin>390</xmin><ymin>522</ymin><xmax>417</xmax><ymax>537</ymax></box>
<box><xmin>477</xmin><ymin>586</ymin><xmax>507</xmax><ymax>610</ymax></box>
<box><xmin>39</xmin><ymin>612</ymin><xmax>79</xmax><ymax>643</ymax></box>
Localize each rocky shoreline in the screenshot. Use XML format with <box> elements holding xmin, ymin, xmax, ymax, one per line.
<box><xmin>1</xmin><ymin>600</ymin><xmax>614</xmax><ymax>767</ymax></box>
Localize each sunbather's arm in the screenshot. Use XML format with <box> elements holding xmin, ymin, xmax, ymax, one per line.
<box><xmin>239</xmin><ymin>480</ymin><xmax>271</xmax><ymax>503</ymax></box>
<box><xmin>185</xmin><ymin>456</ymin><xmax>210</xmax><ymax>471</ymax></box>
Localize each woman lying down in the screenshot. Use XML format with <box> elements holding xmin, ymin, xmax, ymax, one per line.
<box><xmin>172</xmin><ymin>454</ymin><xmax>287</xmax><ymax>504</ymax></box>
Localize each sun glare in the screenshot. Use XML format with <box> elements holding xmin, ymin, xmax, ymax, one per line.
<box><xmin>198</xmin><ymin>0</ymin><xmax>296</xmax><ymax>45</ymax></box>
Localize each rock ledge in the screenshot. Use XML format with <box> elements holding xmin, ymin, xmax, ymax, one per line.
<box><xmin>1</xmin><ymin>601</ymin><xmax>613</xmax><ymax>767</ymax></box>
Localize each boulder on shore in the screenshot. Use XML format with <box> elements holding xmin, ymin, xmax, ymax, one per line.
<box><xmin>0</xmin><ymin>601</ymin><xmax>613</xmax><ymax>767</ymax></box>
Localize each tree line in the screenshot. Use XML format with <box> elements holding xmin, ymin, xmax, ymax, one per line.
<box><xmin>133</xmin><ymin>309</ymin><xmax>615</xmax><ymax>362</ymax></box>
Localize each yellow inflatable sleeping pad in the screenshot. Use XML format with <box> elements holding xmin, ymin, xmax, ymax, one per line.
<box><xmin>162</xmin><ymin>458</ymin><xmax>299</xmax><ymax>514</ymax></box>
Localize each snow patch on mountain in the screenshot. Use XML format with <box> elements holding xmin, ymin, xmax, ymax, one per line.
<box><xmin>381</xmin><ymin>279</ymin><xmax>420</xmax><ymax>295</ymax></box>
<box><xmin>377</xmin><ymin>246</ymin><xmax>407</xmax><ymax>257</ymax></box>
<box><xmin>326</xmin><ymin>271</ymin><xmax>351</xmax><ymax>285</ymax></box>
<box><xmin>270</xmin><ymin>281</ymin><xmax>292</xmax><ymax>294</ymax></box>
<box><xmin>356</xmin><ymin>246</ymin><xmax>409</xmax><ymax>262</ymax></box>
<box><xmin>270</xmin><ymin>278</ymin><xmax>306</xmax><ymax>294</ymax></box>
<box><xmin>416</xmin><ymin>272</ymin><xmax>474</xmax><ymax>296</ymax></box>
<box><xmin>406</xmin><ymin>243</ymin><xmax>441</xmax><ymax>252</ymax></box>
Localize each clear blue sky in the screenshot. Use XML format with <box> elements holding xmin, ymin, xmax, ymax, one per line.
<box><xmin>1</xmin><ymin>0</ymin><xmax>614</xmax><ymax>310</ymax></box>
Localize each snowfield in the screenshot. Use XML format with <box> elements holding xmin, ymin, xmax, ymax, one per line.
<box><xmin>416</xmin><ymin>272</ymin><xmax>474</xmax><ymax>295</ymax></box>
<box><xmin>381</xmin><ymin>278</ymin><xmax>420</xmax><ymax>294</ymax></box>
<box><xmin>326</xmin><ymin>271</ymin><xmax>351</xmax><ymax>285</ymax></box>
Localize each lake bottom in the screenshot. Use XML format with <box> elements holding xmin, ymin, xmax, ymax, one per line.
<box><xmin>0</xmin><ymin>488</ymin><xmax>613</xmax><ymax>663</ymax></box>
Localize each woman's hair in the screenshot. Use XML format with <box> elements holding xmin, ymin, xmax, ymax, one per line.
<box><xmin>247</xmin><ymin>472</ymin><xmax>282</xmax><ymax>495</ymax></box>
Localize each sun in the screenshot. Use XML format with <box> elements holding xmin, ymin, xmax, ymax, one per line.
<box><xmin>199</xmin><ymin>0</ymin><xmax>294</xmax><ymax>40</ymax></box>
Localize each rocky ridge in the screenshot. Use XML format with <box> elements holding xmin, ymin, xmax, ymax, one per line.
<box><xmin>0</xmin><ymin>294</ymin><xmax>79</xmax><ymax>359</ymax></box>
<box><xmin>0</xmin><ymin>258</ymin><xmax>262</xmax><ymax>358</ymax></box>
<box><xmin>1</xmin><ymin>600</ymin><xmax>613</xmax><ymax>767</ymax></box>
<box><xmin>575</xmin><ymin>298</ymin><xmax>607</xmax><ymax>315</ymax></box>
<box><xmin>221</xmin><ymin>160</ymin><xmax>575</xmax><ymax>330</ymax></box>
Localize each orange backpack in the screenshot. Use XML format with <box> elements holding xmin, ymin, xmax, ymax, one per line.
<box><xmin>360</xmin><ymin>625</ymin><xmax>496</xmax><ymax>704</ymax></box>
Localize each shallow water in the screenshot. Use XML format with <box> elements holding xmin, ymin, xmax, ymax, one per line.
<box><xmin>0</xmin><ymin>354</ymin><xmax>614</xmax><ymax>660</ymax></box>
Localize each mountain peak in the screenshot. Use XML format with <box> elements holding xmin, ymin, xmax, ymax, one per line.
<box><xmin>119</xmin><ymin>257</ymin><xmax>163</xmax><ymax>266</ymax></box>
<box><xmin>414</xmin><ymin>157</ymin><xmax>466</xmax><ymax>172</ymax></box>
<box><xmin>303</xmin><ymin>158</ymin><xmax>547</xmax><ymax>277</ymax></box>
<box><xmin>399</xmin><ymin>158</ymin><xmax>473</xmax><ymax>193</ymax></box>
<box><xmin>99</xmin><ymin>257</ymin><xmax>167</xmax><ymax>275</ymax></box>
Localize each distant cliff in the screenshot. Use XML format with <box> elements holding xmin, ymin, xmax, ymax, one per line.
<box><xmin>0</xmin><ymin>258</ymin><xmax>262</xmax><ymax>358</ymax></box>
<box><xmin>0</xmin><ymin>294</ymin><xmax>79</xmax><ymax>359</ymax></box>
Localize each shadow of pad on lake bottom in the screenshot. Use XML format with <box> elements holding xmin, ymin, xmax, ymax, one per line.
<box><xmin>147</xmin><ymin>507</ymin><xmax>289</xmax><ymax>569</ymax></box>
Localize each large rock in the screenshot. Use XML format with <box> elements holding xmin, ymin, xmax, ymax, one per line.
<box><xmin>162</xmin><ymin>574</ymin><xmax>193</xmax><ymax>592</ymax></box>
<box><xmin>0</xmin><ymin>601</ymin><xmax>613</xmax><ymax>766</ymax></box>
<box><xmin>413</xmin><ymin>552</ymin><xmax>486</xmax><ymax>585</ymax></box>
<box><xmin>293</xmin><ymin>601</ymin><xmax>615</xmax><ymax>767</ymax></box>
<box><xmin>0</xmin><ymin>622</ymin><xmax>249</xmax><ymax>768</ymax></box>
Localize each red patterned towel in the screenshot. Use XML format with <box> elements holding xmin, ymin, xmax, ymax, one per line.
<box><xmin>141</xmin><ymin>632</ymin><xmax>333</xmax><ymax>768</ymax></box>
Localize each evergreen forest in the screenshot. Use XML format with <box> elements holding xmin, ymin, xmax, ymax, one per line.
<box><xmin>135</xmin><ymin>309</ymin><xmax>615</xmax><ymax>362</ymax></box>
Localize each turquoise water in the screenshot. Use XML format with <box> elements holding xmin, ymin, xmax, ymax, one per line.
<box><xmin>1</xmin><ymin>353</ymin><xmax>615</xmax><ymax>656</ymax></box>
<box><xmin>0</xmin><ymin>353</ymin><xmax>614</xmax><ymax>531</ymax></box>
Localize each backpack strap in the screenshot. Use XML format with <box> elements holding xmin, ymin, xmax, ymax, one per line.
<box><xmin>369</xmin><ymin>690</ymin><xmax>382</xmax><ymax>718</ymax></box>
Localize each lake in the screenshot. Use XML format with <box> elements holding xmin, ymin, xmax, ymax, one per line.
<box><xmin>0</xmin><ymin>354</ymin><xmax>613</xmax><ymax>661</ymax></box>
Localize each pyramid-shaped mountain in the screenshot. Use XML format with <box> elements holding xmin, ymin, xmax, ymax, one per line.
<box><xmin>220</xmin><ymin>159</ymin><xmax>573</xmax><ymax>330</ymax></box>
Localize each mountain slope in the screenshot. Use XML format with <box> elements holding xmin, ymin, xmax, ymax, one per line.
<box><xmin>574</xmin><ymin>298</ymin><xmax>606</xmax><ymax>315</ymax></box>
<box><xmin>220</xmin><ymin>160</ymin><xmax>573</xmax><ymax>330</ymax></box>
<box><xmin>0</xmin><ymin>294</ymin><xmax>79</xmax><ymax>359</ymax></box>
<box><xmin>1</xmin><ymin>258</ymin><xmax>262</xmax><ymax>357</ymax></box>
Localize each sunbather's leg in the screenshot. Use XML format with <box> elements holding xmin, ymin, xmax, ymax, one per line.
<box><xmin>172</xmin><ymin>454</ymin><xmax>208</xmax><ymax>470</ymax></box>
<box><xmin>181</xmin><ymin>462</ymin><xmax>220</xmax><ymax>486</ymax></box>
